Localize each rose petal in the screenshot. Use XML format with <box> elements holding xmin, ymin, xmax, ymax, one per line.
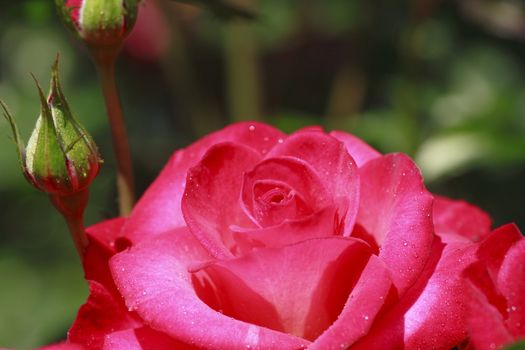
<box><xmin>110</xmin><ymin>229</ymin><xmax>309</xmax><ymax>350</ymax></box>
<box><xmin>103</xmin><ymin>327</ymin><xmax>193</xmax><ymax>350</ymax></box>
<box><xmin>356</xmin><ymin>153</ymin><xmax>434</xmax><ymax>294</ymax></box>
<box><xmin>231</xmin><ymin>206</ymin><xmax>338</xmax><ymax>254</ymax></box>
<box><xmin>465</xmin><ymin>278</ymin><xmax>514</xmax><ymax>350</ymax></box>
<box><xmin>477</xmin><ymin>224</ymin><xmax>523</xmax><ymax>281</ymax></box>
<box><xmin>329</xmin><ymin>130</ymin><xmax>381</xmax><ymax>167</ymax></box>
<box><xmin>122</xmin><ymin>122</ymin><xmax>285</xmax><ymax>243</ymax></box>
<box><xmin>69</xmin><ymin>281</ymin><xmax>143</xmax><ymax>349</ymax></box>
<box><xmin>352</xmin><ymin>237</ymin><xmax>478</xmax><ymax>349</ymax></box>
<box><xmin>266</xmin><ymin>131</ymin><xmax>360</xmax><ymax>235</ymax></box>
<box><xmin>309</xmin><ymin>256</ymin><xmax>393</xmax><ymax>349</ymax></box>
<box><xmin>182</xmin><ymin>143</ymin><xmax>261</xmax><ymax>258</ymax></box>
<box><xmin>433</xmin><ymin>195</ymin><xmax>492</xmax><ymax>243</ymax></box>
<box><xmin>497</xmin><ymin>235</ymin><xmax>525</xmax><ymax>337</ymax></box>
<box><xmin>192</xmin><ymin>237</ymin><xmax>371</xmax><ymax>341</ymax></box>
<box><xmin>39</xmin><ymin>344</ymin><xmax>85</xmax><ymax>350</ymax></box>
<box><xmin>463</xmin><ymin>225</ymin><xmax>525</xmax><ymax>348</ymax></box>
<box><xmin>84</xmin><ymin>218</ymin><xmax>126</xmax><ymax>290</ymax></box>
<box><xmin>241</xmin><ymin>157</ymin><xmax>330</xmax><ymax>228</ymax></box>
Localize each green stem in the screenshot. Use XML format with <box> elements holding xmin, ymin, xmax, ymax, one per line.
<box><xmin>95</xmin><ymin>55</ymin><xmax>135</xmax><ymax>216</ymax></box>
<box><xmin>49</xmin><ymin>190</ymin><xmax>90</xmax><ymax>260</ymax></box>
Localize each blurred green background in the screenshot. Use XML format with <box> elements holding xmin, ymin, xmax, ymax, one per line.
<box><xmin>1</xmin><ymin>0</ymin><xmax>525</xmax><ymax>348</ymax></box>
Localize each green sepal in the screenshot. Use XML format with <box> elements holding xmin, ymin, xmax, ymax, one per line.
<box><xmin>54</xmin><ymin>0</ymin><xmax>77</xmax><ymax>35</ymax></box>
<box><xmin>0</xmin><ymin>100</ymin><xmax>27</xmax><ymax>173</ymax></box>
<box><xmin>47</xmin><ymin>56</ymin><xmax>102</xmax><ymax>187</ymax></box>
<box><xmin>26</xmin><ymin>74</ymin><xmax>69</xmax><ymax>191</ymax></box>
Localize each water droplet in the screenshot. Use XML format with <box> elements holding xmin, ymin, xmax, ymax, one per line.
<box><xmin>277</xmin><ymin>138</ymin><xmax>284</xmax><ymax>144</ymax></box>
<box><xmin>121</xmin><ymin>267</ymin><xmax>126</xmax><ymax>272</ymax></box>
<box><xmin>403</xmin><ymin>241</ymin><xmax>408</xmax><ymax>247</ymax></box>
<box><xmin>263</xmin><ymin>137</ymin><xmax>269</xmax><ymax>142</ymax></box>
<box><xmin>248</xmin><ymin>125</ymin><xmax>255</xmax><ymax>131</ymax></box>
<box><xmin>363</xmin><ymin>315</ymin><xmax>369</xmax><ymax>320</ymax></box>
<box><xmin>142</xmin><ymin>291</ymin><xmax>147</xmax><ymax>296</ymax></box>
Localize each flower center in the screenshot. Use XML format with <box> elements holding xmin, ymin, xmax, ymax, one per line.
<box><xmin>251</xmin><ymin>180</ymin><xmax>312</xmax><ymax>227</ymax></box>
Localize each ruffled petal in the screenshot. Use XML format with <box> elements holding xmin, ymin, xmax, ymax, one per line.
<box><xmin>329</xmin><ymin>130</ymin><xmax>381</xmax><ymax>167</ymax></box>
<box><xmin>182</xmin><ymin>143</ymin><xmax>261</xmax><ymax>258</ymax></box>
<box><xmin>266</xmin><ymin>131</ymin><xmax>360</xmax><ymax>235</ymax></box>
<box><xmin>110</xmin><ymin>229</ymin><xmax>309</xmax><ymax>350</ymax></box>
<box><xmin>355</xmin><ymin>153</ymin><xmax>434</xmax><ymax>294</ymax></box>
<box><xmin>192</xmin><ymin>237</ymin><xmax>371</xmax><ymax>341</ymax></box>
<box><xmin>309</xmin><ymin>256</ymin><xmax>393</xmax><ymax>349</ymax></box>
<box><xmin>122</xmin><ymin>122</ymin><xmax>285</xmax><ymax>243</ymax></box>
<box><xmin>433</xmin><ymin>196</ymin><xmax>492</xmax><ymax>243</ymax></box>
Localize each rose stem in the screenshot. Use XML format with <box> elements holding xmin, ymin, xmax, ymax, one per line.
<box><xmin>223</xmin><ymin>4</ymin><xmax>262</xmax><ymax>122</ymax></box>
<box><xmin>49</xmin><ymin>190</ymin><xmax>90</xmax><ymax>260</ymax></box>
<box><xmin>93</xmin><ymin>51</ymin><xmax>135</xmax><ymax>216</ymax></box>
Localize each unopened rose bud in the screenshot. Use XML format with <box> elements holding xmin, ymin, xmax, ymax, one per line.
<box><xmin>1</xmin><ymin>58</ymin><xmax>102</xmax><ymax>197</ymax></box>
<box><xmin>55</xmin><ymin>0</ymin><xmax>139</xmax><ymax>52</ymax></box>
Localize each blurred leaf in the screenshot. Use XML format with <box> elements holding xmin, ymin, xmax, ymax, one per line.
<box><xmin>174</xmin><ymin>0</ymin><xmax>257</xmax><ymax>19</ymax></box>
<box><xmin>504</xmin><ymin>340</ymin><xmax>525</xmax><ymax>350</ymax></box>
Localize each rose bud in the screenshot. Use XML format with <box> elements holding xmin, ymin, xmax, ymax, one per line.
<box><xmin>1</xmin><ymin>58</ymin><xmax>102</xmax><ymax>257</ymax></box>
<box><xmin>1</xmin><ymin>58</ymin><xmax>101</xmax><ymax>197</ymax></box>
<box><xmin>55</xmin><ymin>0</ymin><xmax>139</xmax><ymax>53</ymax></box>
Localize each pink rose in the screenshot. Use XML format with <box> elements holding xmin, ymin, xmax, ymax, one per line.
<box><xmin>64</xmin><ymin>122</ymin><xmax>524</xmax><ymax>349</ymax></box>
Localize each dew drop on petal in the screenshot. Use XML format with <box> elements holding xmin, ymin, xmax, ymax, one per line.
<box><xmin>248</xmin><ymin>125</ymin><xmax>255</xmax><ymax>131</ymax></box>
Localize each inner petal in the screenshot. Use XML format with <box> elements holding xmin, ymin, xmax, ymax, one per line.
<box><xmin>251</xmin><ymin>180</ymin><xmax>313</xmax><ymax>227</ymax></box>
<box><xmin>241</xmin><ymin>156</ymin><xmax>331</xmax><ymax>229</ymax></box>
<box><xmin>191</xmin><ymin>237</ymin><xmax>372</xmax><ymax>341</ymax></box>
